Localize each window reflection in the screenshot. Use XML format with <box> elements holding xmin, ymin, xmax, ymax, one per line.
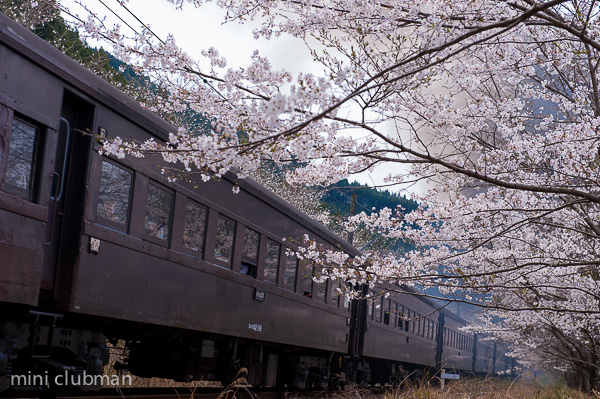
<box><xmin>5</xmin><ymin>118</ymin><xmax>37</xmax><ymax>196</ymax></box>
<box><xmin>264</xmin><ymin>239</ymin><xmax>280</xmax><ymax>285</ymax></box>
<box><xmin>243</xmin><ymin>228</ymin><xmax>259</xmax><ymax>260</ymax></box>
<box><xmin>97</xmin><ymin>160</ymin><xmax>132</xmax><ymax>228</ymax></box>
<box><xmin>383</xmin><ymin>299</ymin><xmax>391</xmax><ymax>325</ymax></box>
<box><xmin>343</xmin><ymin>292</ymin><xmax>350</xmax><ymax>310</ymax></box>
<box><xmin>374</xmin><ymin>296</ymin><xmax>382</xmax><ymax>323</ymax></box>
<box><xmin>144</xmin><ymin>183</ymin><xmax>173</xmax><ymax>241</ymax></box>
<box><xmin>284</xmin><ymin>253</ymin><xmax>297</xmax><ymax>291</ymax></box>
<box><xmin>301</xmin><ymin>260</ymin><xmax>313</xmax><ymax>297</ymax></box>
<box><xmin>329</xmin><ymin>280</ymin><xmax>339</xmax><ymax>307</ymax></box>
<box><xmin>214</xmin><ymin>216</ymin><xmax>235</xmax><ymax>263</ymax></box>
<box><xmin>314</xmin><ymin>265</ymin><xmax>326</xmax><ymax>302</ymax></box>
<box><xmin>240</xmin><ymin>227</ymin><xmax>258</xmax><ymax>276</ymax></box>
<box><xmin>183</xmin><ymin>200</ymin><xmax>208</xmax><ymax>254</ymax></box>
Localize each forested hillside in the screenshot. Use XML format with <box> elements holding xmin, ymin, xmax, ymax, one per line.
<box><xmin>322</xmin><ymin>179</ymin><xmax>418</xmax><ymax>217</ymax></box>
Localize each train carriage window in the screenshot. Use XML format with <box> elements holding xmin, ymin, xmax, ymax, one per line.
<box><xmin>241</xmin><ymin>227</ymin><xmax>259</xmax><ymax>277</ymax></box>
<box><xmin>313</xmin><ymin>265</ymin><xmax>326</xmax><ymax>302</ymax></box>
<box><xmin>4</xmin><ymin>118</ymin><xmax>40</xmax><ymax>199</ymax></box>
<box><xmin>383</xmin><ymin>299</ymin><xmax>391</xmax><ymax>325</ymax></box>
<box><xmin>343</xmin><ymin>292</ymin><xmax>351</xmax><ymax>310</ymax></box>
<box><xmin>374</xmin><ymin>296</ymin><xmax>382</xmax><ymax>323</ymax></box>
<box><xmin>415</xmin><ymin>314</ymin><xmax>420</xmax><ymax>336</ymax></box>
<box><xmin>403</xmin><ymin>308</ymin><xmax>410</xmax><ymax>332</ymax></box>
<box><xmin>264</xmin><ymin>239</ymin><xmax>280</xmax><ymax>285</ymax></box>
<box><xmin>183</xmin><ymin>200</ymin><xmax>208</xmax><ymax>254</ymax></box>
<box><xmin>97</xmin><ymin>160</ymin><xmax>132</xmax><ymax>230</ymax></box>
<box><xmin>301</xmin><ymin>260</ymin><xmax>313</xmax><ymax>297</ymax></box>
<box><xmin>329</xmin><ymin>280</ymin><xmax>339</xmax><ymax>307</ymax></box>
<box><xmin>284</xmin><ymin>252</ymin><xmax>298</xmax><ymax>290</ymax></box>
<box><xmin>144</xmin><ymin>183</ymin><xmax>174</xmax><ymax>241</ymax></box>
<box><xmin>214</xmin><ymin>215</ymin><xmax>235</xmax><ymax>264</ymax></box>
<box><xmin>427</xmin><ymin>319</ymin><xmax>433</xmax><ymax>339</ymax></box>
<box><xmin>392</xmin><ymin>302</ymin><xmax>398</xmax><ymax>327</ymax></box>
<box><xmin>397</xmin><ymin>305</ymin><xmax>403</xmax><ymax>329</ymax></box>
<box><xmin>411</xmin><ymin>312</ymin><xmax>416</xmax><ymax>334</ymax></box>
<box><xmin>368</xmin><ymin>291</ymin><xmax>374</xmax><ymax>319</ymax></box>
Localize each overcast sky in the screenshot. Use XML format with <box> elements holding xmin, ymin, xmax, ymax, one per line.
<box><xmin>63</xmin><ymin>0</ymin><xmax>316</xmax><ymax>76</ymax></box>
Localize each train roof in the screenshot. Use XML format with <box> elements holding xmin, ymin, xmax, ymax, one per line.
<box><xmin>0</xmin><ymin>11</ymin><xmax>359</xmax><ymax>256</ymax></box>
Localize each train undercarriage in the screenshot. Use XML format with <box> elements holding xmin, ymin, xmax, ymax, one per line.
<box><xmin>0</xmin><ymin>305</ymin><xmax>434</xmax><ymax>393</ymax></box>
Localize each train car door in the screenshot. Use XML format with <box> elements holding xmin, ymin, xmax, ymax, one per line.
<box><xmin>40</xmin><ymin>91</ymin><xmax>94</xmax><ymax>309</ymax></box>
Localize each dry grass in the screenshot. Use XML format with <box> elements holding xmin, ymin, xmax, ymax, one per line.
<box><xmin>320</xmin><ymin>378</ymin><xmax>599</xmax><ymax>399</ymax></box>
<box><xmin>102</xmin><ymin>342</ymin><xmax>597</xmax><ymax>398</ymax></box>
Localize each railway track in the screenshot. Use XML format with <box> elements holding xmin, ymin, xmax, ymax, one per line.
<box><xmin>3</xmin><ymin>387</ymin><xmax>338</xmax><ymax>399</ymax></box>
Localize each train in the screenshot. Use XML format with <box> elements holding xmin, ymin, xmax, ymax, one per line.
<box><xmin>0</xmin><ymin>11</ymin><xmax>512</xmax><ymax>394</ymax></box>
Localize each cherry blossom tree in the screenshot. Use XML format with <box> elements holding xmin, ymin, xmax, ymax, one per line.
<box><xmin>43</xmin><ymin>0</ymin><xmax>600</xmax><ymax>388</ymax></box>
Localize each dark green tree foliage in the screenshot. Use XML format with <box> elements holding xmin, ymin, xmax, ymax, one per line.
<box><xmin>321</xmin><ymin>179</ymin><xmax>418</xmax><ymax>253</ymax></box>
<box><xmin>322</xmin><ymin>179</ymin><xmax>418</xmax><ymax>217</ymax></box>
